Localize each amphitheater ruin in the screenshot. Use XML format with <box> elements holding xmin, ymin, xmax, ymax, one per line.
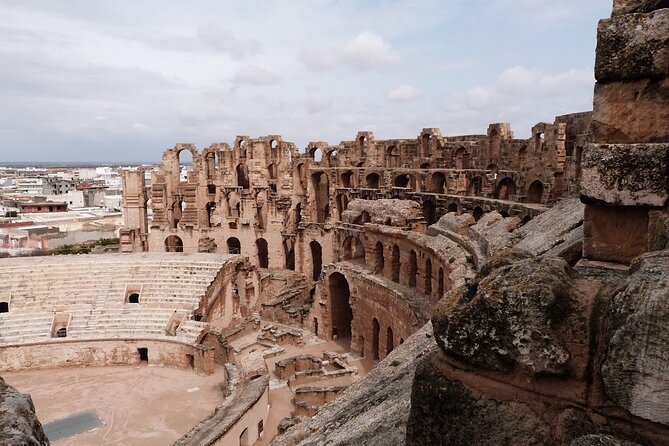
<box><xmin>1</xmin><ymin>1</ymin><xmax>668</xmax><ymax>445</ymax></box>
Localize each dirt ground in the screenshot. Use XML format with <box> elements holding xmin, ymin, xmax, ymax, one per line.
<box><xmin>4</xmin><ymin>365</ymin><xmax>227</xmax><ymax>446</ymax></box>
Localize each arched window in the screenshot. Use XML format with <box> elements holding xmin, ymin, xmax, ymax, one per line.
<box><xmin>366</xmin><ymin>173</ymin><xmax>380</xmax><ymax>188</ymax></box>
<box><xmin>256</xmin><ymin>238</ymin><xmax>269</xmax><ymax>268</ymax></box>
<box><xmin>128</xmin><ymin>293</ymin><xmax>140</xmax><ymax>304</ymax></box>
<box><xmin>165</xmin><ymin>235</ymin><xmax>183</xmax><ymax>253</ymax></box>
<box><xmin>527</xmin><ymin>180</ymin><xmax>544</xmax><ymax>203</ymax></box>
<box><xmin>227</xmin><ymin>237</ymin><xmax>241</xmax><ymax>254</ymax></box>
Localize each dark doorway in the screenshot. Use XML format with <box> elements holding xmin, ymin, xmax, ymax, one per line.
<box><xmin>227</xmin><ymin>237</ymin><xmax>241</xmax><ymax>254</ymax></box>
<box><xmin>329</xmin><ymin>272</ymin><xmax>352</xmax><ymax>346</ymax></box>
<box><xmin>128</xmin><ymin>293</ymin><xmax>140</xmax><ymax>304</ymax></box>
<box><xmin>0</xmin><ymin>302</ymin><xmax>8</xmax><ymax>313</ymax></box>
<box><xmin>392</xmin><ymin>244</ymin><xmax>401</xmax><ymax>283</ymax></box>
<box><xmin>138</xmin><ymin>348</ymin><xmax>148</xmax><ymax>363</ymax></box>
<box><xmin>386</xmin><ymin>327</ymin><xmax>394</xmax><ymax>355</ymax></box>
<box><xmin>372</xmin><ymin>318</ymin><xmax>380</xmax><ymax>360</ymax></box>
<box><xmin>256</xmin><ymin>238</ymin><xmax>269</xmax><ymax>268</ymax></box>
<box><xmin>310</xmin><ymin>241</ymin><xmax>322</xmax><ymax>281</ymax></box>
<box><xmin>186</xmin><ymin>354</ymin><xmax>195</xmax><ymax>370</ymax></box>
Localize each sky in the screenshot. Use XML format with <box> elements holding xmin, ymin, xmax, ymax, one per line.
<box><xmin>0</xmin><ymin>0</ymin><xmax>612</xmax><ymax>162</ymax></box>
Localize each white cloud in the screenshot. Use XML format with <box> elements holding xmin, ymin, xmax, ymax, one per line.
<box><xmin>304</xmin><ymin>93</ymin><xmax>332</xmax><ymax>114</ymax></box>
<box><xmin>388</xmin><ymin>85</ymin><xmax>421</xmax><ymax>103</ymax></box>
<box><xmin>231</xmin><ymin>66</ymin><xmax>280</xmax><ymax>87</ymax></box>
<box><xmin>302</xmin><ymin>31</ymin><xmax>401</xmax><ymax>71</ymax></box>
<box><xmin>197</xmin><ymin>23</ymin><xmax>261</xmax><ymax>60</ymax></box>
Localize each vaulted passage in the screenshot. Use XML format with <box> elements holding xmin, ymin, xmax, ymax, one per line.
<box><xmin>409</xmin><ymin>250</ymin><xmax>418</xmax><ymax>287</ymax></box>
<box><xmin>165</xmin><ymin>235</ymin><xmax>183</xmax><ymax>252</ymax></box>
<box><xmin>495</xmin><ymin>177</ymin><xmax>517</xmax><ymax>200</ymax></box>
<box><xmin>227</xmin><ymin>237</ymin><xmax>241</xmax><ymax>254</ymax></box>
<box><xmin>329</xmin><ymin>272</ymin><xmax>352</xmax><ymax>346</ymax></box>
<box><xmin>374</xmin><ymin>242</ymin><xmax>384</xmax><ymax>274</ymax></box>
<box><xmin>311</xmin><ymin>171</ymin><xmax>330</xmax><ymax>223</ymax></box>
<box><xmin>392</xmin><ymin>244</ymin><xmax>401</xmax><ymax>283</ymax></box>
<box><xmin>256</xmin><ymin>238</ymin><xmax>269</xmax><ymax>268</ymax></box>
<box><xmin>310</xmin><ymin>241</ymin><xmax>322</xmax><ymax>281</ymax></box>
<box><xmin>386</xmin><ymin>326</ymin><xmax>394</xmax><ymax>355</ymax></box>
<box><xmin>527</xmin><ymin>180</ymin><xmax>544</xmax><ymax>203</ymax></box>
<box><xmin>372</xmin><ymin>318</ymin><xmax>380</xmax><ymax>360</ymax></box>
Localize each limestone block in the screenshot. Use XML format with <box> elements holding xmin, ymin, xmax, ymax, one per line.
<box><xmin>592</xmin><ymin>79</ymin><xmax>669</xmax><ymax>143</ymax></box>
<box><xmin>433</xmin><ymin>254</ymin><xmax>576</xmax><ymax>375</ymax></box>
<box><xmin>596</xmin><ymin>9</ymin><xmax>669</xmax><ymax>82</ymax></box>
<box><xmin>0</xmin><ymin>377</ymin><xmax>50</xmax><ymax>445</ymax></box>
<box><xmin>406</xmin><ymin>358</ymin><xmax>551</xmax><ymax>445</ymax></box>
<box><xmin>583</xmin><ymin>204</ymin><xmax>649</xmax><ymax>263</ymax></box>
<box><xmin>580</xmin><ymin>143</ymin><xmax>669</xmax><ymax>207</ymax></box>
<box><xmin>612</xmin><ymin>0</ymin><xmax>669</xmax><ymax>16</ymax></box>
<box><xmin>602</xmin><ymin>249</ymin><xmax>669</xmax><ymax>426</ymax></box>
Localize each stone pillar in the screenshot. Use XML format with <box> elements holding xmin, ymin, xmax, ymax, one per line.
<box><xmin>581</xmin><ymin>1</ymin><xmax>669</xmax><ymax>263</ymax></box>
<box><xmin>121</xmin><ymin>169</ymin><xmax>148</xmax><ymax>252</ymax></box>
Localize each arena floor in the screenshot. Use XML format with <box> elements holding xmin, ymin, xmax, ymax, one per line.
<box><xmin>4</xmin><ymin>365</ymin><xmax>228</xmax><ymax>445</ymax></box>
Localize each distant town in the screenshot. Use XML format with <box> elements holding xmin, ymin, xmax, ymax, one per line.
<box><xmin>0</xmin><ymin>163</ymin><xmax>168</xmax><ymax>256</ymax></box>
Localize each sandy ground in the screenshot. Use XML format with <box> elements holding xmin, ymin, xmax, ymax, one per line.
<box><xmin>4</xmin><ymin>365</ymin><xmax>227</xmax><ymax>446</ymax></box>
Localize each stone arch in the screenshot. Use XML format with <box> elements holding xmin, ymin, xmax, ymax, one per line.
<box><xmin>394</xmin><ymin>173</ymin><xmax>414</xmax><ymax>189</ymax></box>
<box><xmin>336</xmin><ymin>193</ymin><xmax>349</xmax><ymax>220</ymax></box>
<box><xmin>329</xmin><ymin>272</ymin><xmax>352</xmax><ymax>344</ymax></box>
<box><xmin>309</xmin><ymin>147</ymin><xmax>323</xmax><ymax>162</ymax></box>
<box><xmin>423</xmin><ymin>199</ymin><xmax>436</xmax><ymax>225</ymax></box>
<box><xmin>256</xmin><ymin>238</ymin><xmax>269</xmax><ymax>268</ymax></box>
<box><xmin>527</xmin><ymin>180</ymin><xmax>544</xmax><ymax>203</ymax></box>
<box><xmin>495</xmin><ymin>177</ymin><xmax>516</xmax><ymax>200</ymax></box>
<box><xmin>177</xmin><ymin>148</ymin><xmax>195</xmax><ymax>181</ymax></box>
<box><xmin>296</xmin><ymin>163</ymin><xmax>307</xmax><ymax>192</ymax></box>
<box><xmin>409</xmin><ymin>250</ymin><xmax>418</xmax><ymax>287</ymax></box>
<box><xmin>454</xmin><ymin>147</ymin><xmax>468</xmax><ymax>169</ymax></box>
<box><xmin>387</xmin><ymin>146</ymin><xmax>400</xmax><ymax>168</ymax></box>
<box><xmin>372</xmin><ymin>318</ymin><xmax>380</xmax><ymax>360</ymax></box>
<box><xmin>374</xmin><ymin>241</ymin><xmax>385</xmax><ymax>274</ymax></box>
<box><xmin>205</xmin><ymin>201</ymin><xmax>216</xmax><ymax>228</ymax></box>
<box><xmin>284</xmin><ymin>238</ymin><xmax>295</xmax><ymax>270</ymax></box>
<box><xmin>366</xmin><ymin>172</ymin><xmax>380</xmax><ymax>188</ymax></box>
<box><xmin>392</xmin><ymin>244</ymin><xmax>401</xmax><ymax>283</ymax></box>
<box><xmin>311</xmin><ymin>171</ymin><xmax>330</xmax><ymax>223</ymax></box>
<box><xmin>386</xmin><ymin>326</ymin><xmax>394</xmax><ymax>355</ymax></box>
<box><xmin>448</xmin><ymin>202</ymin><xmax>458</xmax><ymax>213</ymax></box>
<box><xmin>467</xmin><ymin>176</ymin><xmax>482</xmax><ymax>196</ymax></box>
<box><xmin>342</xmin><ymin>236</ymin><xmax>365</xmax><ymax>261</ymax></box>
<box><xmin>425</xmin><ymin>258</ymin><xmax>433</xmax><ymax>295</ymax></box>
<box><xmin>431</xmin><ymin>172</ymin><xmax>446</xmax><ymax>193</ymax></box>
<box><xmin>236</xmin><ymin>163</ymin><xmax>249</xmax><ymax>189</ymax></box>
<box><xmin>227</xmin><ymin>237</ymin><xmax>241</xmax><ymax>254</ymax></box>
<box><xmin>310</xmin><ymin>241</ymin><xmax>322</xmax><ymax>281</ymax></box>
<box><xmin>267</xmin><ymin>163</ymin><xmax>278</xmax><ymax>180</ymax></box>
<box><xmin>341</xmin><ymin>170</ymin><xmax>354</xmax><ymax>188</ymax></box>
<box><xmin>165</xmin><ymin>235</ymin><xmax>183</xmax><ymax>252</ymax></box>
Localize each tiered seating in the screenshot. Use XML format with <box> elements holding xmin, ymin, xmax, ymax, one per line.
<box><xmin>0</xmin><ymin>253</ymin><xmax>233</xmax><ymax>346</ymax></box>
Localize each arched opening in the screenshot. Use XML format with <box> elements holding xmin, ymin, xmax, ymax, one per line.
<box><xmin>423</xmin><ymin>200</ymin><xmax>436</xmax><ymax>224</ymax></box>
<box><xmin>341</xmin><ymin>170</ymin><xmax>354</xmax><ymax>188</ymax></box>
<box><xmin>295</xmin><ymin>202</ymin><xmax>302</xmax><ymax>226</ymax></box>
<box><xmin>366</xmin><ymin>173</ymin><xmax>380</xmax><ymax>188</ymax></box>
<box><xmin>421</xmin><ymin>133</ymin><xmax>431</xmax><ymax>158</ymax></box>
<box><xmin>394</xmin><ymin>174</ymin><xmax>412</xmax><ymax>188</ymax></box>
<box><xmin>256</xmin><ymin>238</ymin><xmax>269</xmax><ymax>268</ymax></box>
<box><xmin>431</xmin><ymin>172</ymin><xmax>446</xmax><ymax>193</ymax></box>
<box><xmin>171</xmin><ymin>199</ymin><xmax>183</xmax><ymax>229</ymax></box>
<box><xmin>527</xmin><ymin>180</ymin><xmax>544</xmax><ymax>203</ymax></box>
<box><xmin>268</xmin><ymin>163</ymin><xmax>278</xmax><ymax>180</ymax></box>
<box><xmin>495</xmin><ymin>178</ymin><xmax>517</xmax><ymax>200</ymax></box>
<box><xmin>284</xmin><ymin>239</ymin><xmax>295</xmax><ymax>270</ymax></box>
<box><xmin>296</xmin><ymin>163</ymin><xmax>307</xmax><ymax>192</ymax></box>
<box><xmin>454</xmin><ymin>148</ymin><xmax>468</xmax><ymax>169</ymax></box>
<box><xmin>387</xmin><ymin>146</ymin><xmax>400</xmax><ymax>168</ymax></box>
<box><xmin>409</xmin><ymin>250</ymin><xmax>418</xmax><ymax>287</ymax></box>
<box><xmin>311</xmin><ymin>172</ymin><xmax>330</xmax><ymax>223</ymax></box>
<box><xmin>236</xmin><ymin>163</ymin><xmax>249</xmax><ymax>189</ymax></box>
<box><xmin>206</xmin><ymin>201</ymin><xmax>216</xmax><ymax>228</ymax></box>
<box><xmin>165</xmin><ymin>235</ymin><xmax>183</xmax><ymax>253</ymax></box>
<box><xmin>467</xmin><ymin>176</ymin><xmax>482</xmax><ymax>196</ymax></box>
<box><xmin>0</xmin><ymin>302</ymin><xmax>9</xmax><ymax>313</ymax></box>
<box><xmin>392</xmin><ymin>245</ymin><xmax>401</xmax><ymax>283</ymax></box>
<box><xmin>500</xmin><ymin>209</ymin><xmax>510</xmax><ymax>218</ymax></box>
<box><xmin>310</xmin><ymin>147</ymin><xmax>323</xmax><ymax>162</ymax></box>
<box><xmin>353</xmin><ymin>210</ymin><xmax>370</xmax><ymax>225</ymax></box>
<box><xmin>177</xmin><ymin>149</ymin><xmax>193</xmax><ymax>182</ymax></box>
<box><xmin>239</xmin><ymin>427</ymin><xmax>249</xmax><ymax>446</ymax></box>
<box><xmin>425</xmin><ymin>258</ymin><xmax>433</xmax><ymax>295</ymax></box>
<box><xmin>448</xmin><ymin>202</ymin><xmax>458</xmax><ymax>213</ymax></box>
<box><xmin>534</xmin><ymin>131</ymin><xmax>545</xmax><ymax>151</ymax></box>
<box><xmin>336</xmin><ymin>194</ymin><xmax>349</xmax><ymax>220</ymax></box>
<box><xmin>420</xmin><ymin>162</ymin><xmax>431</xmax><ymax>169</ymax></box>
<box><xmin>138</xmin><ymin>347</ymin><xmax>148</xmax><ymax>363</ymax></box>
<box><xmin>473</xmin><ymin>206</ymin><xmax>484</xmax><ymax>221</ymax></box>
<box><xmin>314</xmin><ymin>318</ymin><xmax>319</xmax><ymax>336</ymax></box>
<box><xmin>438</xmin><ymin>267</ymin><xmax>445</xmax><ymax>299</ymax></box>
<box><xmin>310</xmin><ymin>241</ymin><xmax>322</xmax><ymax>281</ymax></box>
<box><xmin>386</xmin><ymin>326</ymin><xmax>394</xmax><ymax>355</ymax></box>
<box><xmin>343</xmin><ymin>236</ymin><xmax>365</xmax><ymax>261</ymax></box>
<box><xmin>128</xmin><ymin>293</ymin><xmax>140</xmax><ymax>304</ymax></box>
<box><xmin>270</xmin><ymin>139</ymin><xmax>279</xmax><ymax>159</ymax></box>
<box><xmin>372</xmin><ymin>318</ymin><xmax>380</xmax><ymax>360</ymax></box>
<box><xmin>329</xmin><ymin>272</ymin><xmax>352</xmax><ymax>345</ymax></box>
<box><xmin>227</xmin><ymin>237</ymin><xmax>241</xmax><ymax>254</ymax></box>
<box><xmin>374</xmin><ymin>242</ymin><xmax>385</xmax><ymax>274</ymax></box>
<box><xmin>487</xmin><ymin>164</ymin><xmax>498</xmax><ymax>175</ymax></box>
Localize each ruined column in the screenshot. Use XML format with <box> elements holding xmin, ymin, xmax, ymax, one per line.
<box><xmin>581</xmin><ymin>0</ymin><xmax>669</xmax><ymax>263</ymax></box>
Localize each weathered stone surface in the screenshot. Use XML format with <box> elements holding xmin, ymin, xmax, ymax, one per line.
<box><xmin>406</xmin><ymin>358</ymin><xmax>551</xmax><ymax>446</ymax></box>
<box><xmin>602</xmin><ymin>249</ymin><xmax>669</xmax><ymax>426</ymax></box>
<box><xmin>581</xmin><ymin>143</ymin><xmax>669</xmax><ymax>207</ymax></box>
<box><xmin>514</xmin><ymin>198</ymin><xmax>585</xmax><ymax>256</ymax></box>
<box><xmin>596</xmin><ymin>9</ymin><xmax>669</xmax><ymax>82</ymax></box>
<box><xmin>197</xmin><ymin>236</ymin><xmax>217</xmax><ymax>253</ymax></box>
<box><xmin>272</xmin><ymin>322</ymin><xmax>438</xmax><ymax>446</ymax></box>
<box><xmin>342</xmin><ymin>199</ymin><xmax>422</xmax><ymax>226</ymax></box>
<box><xmin>433</xmin><ymin>253</ymin><xmax>574</xmax><ymax>374</ymax></box>
<box><xmin>569</xmin><ymin>435</ymin><xmax>642</xmax><ymax>446</ymax></box>
<box><xmin>583</xmin><ymin>205</ymin><xmax>650</xmax><ymax>264</ymax></box>
<box><xmin>649</xmin><ymin>211</ymin><xmax>669</xmax><ymax>251</ymax></box>
<box><xmin>612</xmin><ymin>0</ymin><xmax>669</xmax><ymax>16</ymax></box>
<box><xmin>0</xmin><ymin>377</ymin><xmax>50</xmax><ymax>446</ymax></box>
<box><xmin>592</xmin><ymin>79</ymin><xmax>669</xmax><ymax>144</ymax></box>
<box><xmin>470</xmin><ymin>211</ymin><xmax>520</xmax><ymax>255</ymax></box>
<box><xmin>434</xmin><ymin>211</ymin><xmax>476</xmax><ymax>235</ymax></box>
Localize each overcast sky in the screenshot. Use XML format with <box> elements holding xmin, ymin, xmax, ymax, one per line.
<box><xmin>0</xmin><ymin>0</ymin><xmax>611</xmax><ymax>162</ymax></box>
